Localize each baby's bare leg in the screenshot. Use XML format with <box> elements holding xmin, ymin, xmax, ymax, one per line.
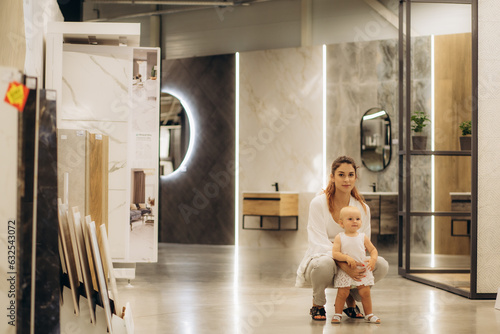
<box><xmin>357</xmin><ymin>285</ymin><xmax>373</xmax><ymax>315</ymax></box>
<box><xmin>334</xmin><ymin>287</ymin><xmax>351</xmax><ymax>315</ymax></box>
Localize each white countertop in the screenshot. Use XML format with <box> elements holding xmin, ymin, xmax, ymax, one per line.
<box><xmin>242</xmin><ymin>191</ymin><xmax>299</xmax><ymax>194</ymax></box>
<box><xmin>360</xmin><ymin>192</ymin><xmax>398</xmax><ymax>196</ymax></box>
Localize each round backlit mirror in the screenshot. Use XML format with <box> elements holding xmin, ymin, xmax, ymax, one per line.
<box><xmin>159</xmin><ymin>92</ymin><xmax>190</xmax><ymax>176</ymax></box>
<box><xmin>360</xmin><ymin>108</ymin><xmax>392</xmax><ymax>172</ymax></box>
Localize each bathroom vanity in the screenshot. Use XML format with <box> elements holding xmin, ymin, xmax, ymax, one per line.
<box><xmin>242</xmin><ymin>192</ymin><xmax>298</xmax><ymax>230</ymax></box>
<box><xmin>361</xmin><ymin>192</ymin><xmax>398</xmax><ymax>243</ymax></box>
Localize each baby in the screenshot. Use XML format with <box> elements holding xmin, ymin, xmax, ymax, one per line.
<box><xmin>331</xmin><ymin>206</ymin><xmax>381</xmax><ymax>324</ymax></box>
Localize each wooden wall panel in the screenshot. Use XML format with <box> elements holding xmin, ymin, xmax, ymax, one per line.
<box><xmin>434</xmin><ymin>33</ymin><xmax>472</xmax><ymax>255</ymax></box>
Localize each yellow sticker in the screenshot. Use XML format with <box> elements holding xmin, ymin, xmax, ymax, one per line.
<box><xmin>4</xmin><ymin>81</ymin><xmax>29</xmax><ymax>112</ymax></box>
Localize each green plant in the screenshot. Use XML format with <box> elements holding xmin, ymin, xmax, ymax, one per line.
<box><xmin>459</xmin><ymin>120</ymin><xmax>472</xmax><ymax>136</ymax></box>
<box><xmin>411</xmin><ymin>111</ymin><xmax>431</xmax><ymax>133</ymax></box>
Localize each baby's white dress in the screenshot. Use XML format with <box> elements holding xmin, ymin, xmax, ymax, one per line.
<box><xmin>333</xmin><ymin>232</ymin><xmax>375</xmax><ymax>288</ymax></box>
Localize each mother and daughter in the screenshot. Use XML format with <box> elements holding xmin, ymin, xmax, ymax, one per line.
<box><xmin>295</xmin><ymin>156</ymin><xmax>389</xmax><ymax>324</ymax></box>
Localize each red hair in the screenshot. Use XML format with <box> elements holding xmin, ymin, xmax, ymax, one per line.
<box><xmin>325</xmin><ymin>156</ymin><xmax>367</xmax><ymax>214</ymax></box>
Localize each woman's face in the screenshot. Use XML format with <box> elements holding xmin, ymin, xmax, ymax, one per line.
<box><xmin>332</xmin><ymin>163</ymin><xmax>356</xmax><ymax>195</ymax></box>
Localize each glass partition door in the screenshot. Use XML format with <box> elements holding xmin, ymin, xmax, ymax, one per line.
<box><xmin>398</xmin><ymin>0</ymin><xmax>478</xmax><ymax>298</ymax></box>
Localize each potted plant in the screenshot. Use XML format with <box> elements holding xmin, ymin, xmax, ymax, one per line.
<box><xmin>459</xmin><ymin>120</ymin><xmax>471</xmax><ymax>151</ymax></box>
<box><xmin>411</xmin><ymin>110</ymin><xmax>430</xmax><ymax>150</ymax></box>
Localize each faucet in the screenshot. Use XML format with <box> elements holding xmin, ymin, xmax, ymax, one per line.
<box><xmin>371</xmin><ymin>182</ymin><xmax>377</xmax><ymax>192</ymax></box>
<box><xmin>272</xmin><ymin>182</ymin><xmax>279</xmax><ymax>192</ymax></box>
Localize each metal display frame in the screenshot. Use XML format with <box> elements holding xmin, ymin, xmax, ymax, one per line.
<box><xmin>398</xmin><ymin>0</ymin><xmax>491</xmax><ymax>299</ymax></box>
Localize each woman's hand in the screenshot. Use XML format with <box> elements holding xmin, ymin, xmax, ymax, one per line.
<box><xmin>337</xmin><ymin>261</ymin><xmax>366</xmax><ymax>281</ymax></box>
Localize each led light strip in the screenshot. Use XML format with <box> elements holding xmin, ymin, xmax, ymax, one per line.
<box><xmin>323</xmin><ymin>44</ymin><xmax>327</xmax><ymax>188</ymax></box>
<box><xmin>431</xmin><ymin>35</ymin><xmax>436</xmax><ymax>267</ymax></box>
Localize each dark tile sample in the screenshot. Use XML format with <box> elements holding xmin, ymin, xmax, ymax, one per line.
<box><xmin>16</xmin><ymin>76</ymin><xmax>38</xmax><ymax>334</ymax></box>
<box><xmin>33</xmin><ymin>89</ymin><xmax>60</xmax><ymax>333</ymax></box>
<box><xmin>160</xmin><ymin>54</ymin><xmax>235</xmax><ymax>245</ymax></box>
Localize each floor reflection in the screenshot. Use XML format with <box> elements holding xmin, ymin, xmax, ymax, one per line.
<box><xmin>116</xmin><ymin>243</ymin><xmax>497</xmax><ymax>334</ymax></box>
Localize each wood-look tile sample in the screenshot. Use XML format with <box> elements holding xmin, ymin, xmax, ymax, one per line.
<box><xmin>88</xmin><ymin>220</ymin><xmax>113</xmax><ymax>333</ymax></box>
<box><xmin>87</xmin><ymin>133</ymin><xmax>109</xmax><ymax>240</ymax></box>
<box><xmin>57</xmin><ymin>199</ymin><xmax>80</xmax><ymax>316</ymax></box>
<box><xmin>71</xmin><ymin>207</ymin><xmax>96</xmax><ymax>324</ymax></box>
<box><xmin>57</xmin><ymin>129</ymin><xmax>87</xmax><ymax>215</ymax></box>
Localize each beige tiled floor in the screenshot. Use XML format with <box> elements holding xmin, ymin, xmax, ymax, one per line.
<box><xmin>117</xmin><ymin>243</ymin><xmax>500</xmax><ymax>334</ymax></box>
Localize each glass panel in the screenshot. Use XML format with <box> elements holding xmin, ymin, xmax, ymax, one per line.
<box><xmin>409</xmin><ymin>3</ymin><xmax>472</xmax><ymax>152</ymax></box>
<box><xmin>434</xmin><ymin>155</ymin><xmax>471</xmax><ymax>212</ymax></box>
<box><xmin>409</xmin><ymin>216</ymin><xmax>432</xmax><ymax>269</ymax></box>
<box><xmin>409</xmin><ymin>215</ymin><xmax>470</xmax><ymax>271</ymax></box>
<box><xmin>409</xmin><ymin>155</ymin><xmax>432</xmax><ymax>212</ymax></box>
<box><xmin>410</xmin><ymin>155</ymin><xmax>471</xmax><ymax>212</ymax></box>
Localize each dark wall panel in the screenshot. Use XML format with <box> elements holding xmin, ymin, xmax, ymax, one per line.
<box><xmin>160</xmin><ymin>54</ymin><xmax>235</xmax><ymax>245</ymax></box>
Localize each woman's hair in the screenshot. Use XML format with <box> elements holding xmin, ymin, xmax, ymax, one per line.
<box><xmin>325</xmin><ymin>156</ymin><xmax>367</xmax><ymax>214</ymax></box>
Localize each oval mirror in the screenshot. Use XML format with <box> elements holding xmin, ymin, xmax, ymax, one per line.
<box><xmin>360</xmin><ymin>108</ymin><xmax>392</xmax><ymax>172</ymax></box>
<box><xmin>159</xmin><ymin>92</ymin><xmax>190</xmax><ymax>176</ymax></box>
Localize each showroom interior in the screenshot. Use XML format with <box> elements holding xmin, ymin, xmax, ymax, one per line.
<box><xmin>2</xmin><ymin>0</ymin><xmax>500</xmax><ymax>333</ymax></box>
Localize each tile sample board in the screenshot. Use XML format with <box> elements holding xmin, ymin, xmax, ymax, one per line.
<box><xmin>32</xmin><ymin>89</ymin><xmax>60</xmax><ymax>333</ymax></box>
<box><xmin>16</xmin><ymin>76</ymin><xmax>38</xmax><ymax>334</ymax></box>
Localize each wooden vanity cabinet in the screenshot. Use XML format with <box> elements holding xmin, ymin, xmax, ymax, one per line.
<box><xmin>363</xmin><ymin>194</ymin><xmax>398</xmax><ymax>242</ymax></box>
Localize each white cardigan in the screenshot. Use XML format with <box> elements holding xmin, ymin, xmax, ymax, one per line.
<box><xmin>295</xmin><ymin>193</ymin><xmax>371</xmax><ymax>287</ymax></box>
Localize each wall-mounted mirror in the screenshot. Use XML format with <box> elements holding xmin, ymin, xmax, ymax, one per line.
<box><xmin>159</xmin><ymin>92</ymin><xmax>190</xmax><ymax>176</ymax></box>
<box><xmin>360</xmin><ymin>108</ymin><xmax>392</xmax><ymax>172</ymax></box>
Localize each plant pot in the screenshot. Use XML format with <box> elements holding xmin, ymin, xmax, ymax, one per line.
<box><xmin>460</xmin><ymin>136</ymin><xmax>471</xmax><ymax>151</ymax></box>
<box><xmin>412</xmin><ymin>135</ymin><xmax>427</xmax><ymax>150</ymax></box>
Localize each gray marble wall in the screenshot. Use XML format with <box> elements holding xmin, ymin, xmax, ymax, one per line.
<box><xmin>326</xmin><ymin>37</ymin><xmax>432</xmax><ymax>253</ymax></box>
<box><xmin>326</xmin><ymin>38</ymin><xmax>399</xmax><ymax>193</ymax></box>
<box><xmin>239</xmin><ymin>46</ymin><xmax>323</xmax><ymax>248</ymax></box>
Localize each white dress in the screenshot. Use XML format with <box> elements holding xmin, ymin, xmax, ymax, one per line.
<box><xmin>333</xmin><ymin>232</ymin><xmax>375</xmax><ymax>288</ymax></box>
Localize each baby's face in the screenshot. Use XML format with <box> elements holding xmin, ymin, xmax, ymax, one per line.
<box><xmin>340</xmin><ymin>209</ymin><xmax>362</xmax><ymax>233</ymax></box>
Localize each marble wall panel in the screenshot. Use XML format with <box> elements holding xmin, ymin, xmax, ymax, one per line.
<box><xmin>62</xmin><ymin>47</ymin><xmax>131</xmax><ymax>122</ymax></box>
<box><xmin>108</xmin><ymin>189</ymin><xmax>128</xmax><ymax>259</ymax></box>
<box><xmin>60</xmin><ymin>46</ymin><xmax>132</xmax><ymax>260</ymax></box>
<box><xmin>478</xmin><ymin>0</ymin><xmax>500</xmax><ymax>293</ymax></box>
<box><xmin>327</xmin><ymin>37</ymin><xmax>432</xmax><ymax>253</ymax></box>
<box><xmin>239</xmin><ymin>46</ymin><xmax>323</xmax><ymax>248</ymax></box>
<box><xmin>326</xmin><ymin>39</ymin><xmax>401</xmax><ymax>193</ymax></box>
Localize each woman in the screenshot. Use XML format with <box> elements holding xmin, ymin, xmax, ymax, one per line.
<box><xmin>295</xmin><ymin>156</ymin><xmax>389</xmax><ymax>321</ymax></box>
